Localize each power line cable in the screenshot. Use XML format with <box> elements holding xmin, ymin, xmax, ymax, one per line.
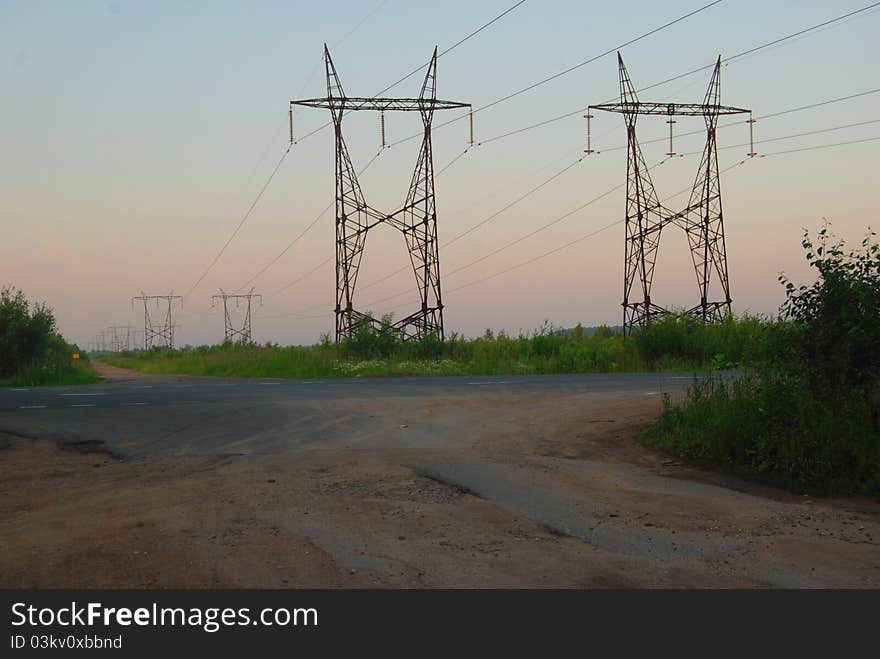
<box><xmin>387</xmin><ymin>0</ymin><xmax>727</xmax><ymax>148</ymax></box>
<box><xmin>758</xmin><ymin>134</ymin><xmax>880</xmax><ymax>157</ymax></box>
<box><xmin>183</xmin><ymin>2</ymin><xmax>391</xmax><ymax>301</ymax></box>
<box><xmin>240</xmin><ymin>148</ymin><xmax>385</xmax><ymax>293</ymax></box>
<box><xmin>355</xmin><ymin>92</ymin><xmax>880</xmax><ymax>294</ymax></box>
<box><xmin>293</xmin><ymin>1</ymin><xmax>529</xmax><ymax>144</ymax></box>
<box><xmin>184</xmin><ymin>144</ymin><xmax>291</xmax><ymax>299</ymax></box>
<box><xmin>389</xmin><ymin>2</ymin><xmax>880</xmax><ymax>149</ymax></box>
<box><xmin>444</xmin><ymin>120</ymin><xmax>880</xmax><ymax>280</ymax></box>
<box><xmin>432</xmin><ymin>137</ymin><xmax>880</xmax><ymax>299</ymax></box>
<box><xmin>357</xmin><ymin>125</ymin><xmax>880</xmax><ymax>312</ymax></box>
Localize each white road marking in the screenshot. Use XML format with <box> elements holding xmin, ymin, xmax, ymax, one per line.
<box><xmin>19</xmin><ymin>405</ymin><xmax>47</xmax><ymax>409</ymax></box>
<box><xmin>70</xmin><ymin>403</ymin><xmax>95</xmax><ymax>407</ymax></box>
<box><xmin>11</xmin><ymin>388</ymin><xmax>29</xmax><ymax>391</ymax></box>
<box><xmin>218</xmin><ymin>383</ymin><xmax>238</xmax><ymax>387</ymax></box>
<box><xmin>61</xmin><ymin>393</ymin><xmax>107</xmax><ymax>397</ymax></box>
<box><xmin>644</xmin><ymin>392</ymin><xmax>661</xmax><ymax>396</ymax></box>
<box><xmin>131</xmin><ymin>385</ymin><xmax>153</xmax><ymax>389</ymax></box>
<box><xmin>467</xmin><ymin>381</ymin><xmax>516</xmax><ymax>386</ymax></box>
<box><xmin>125</xmin><ymin>402</ymin><xmax>149</xmax><ymax>406</ymax></box>
<box><xmin>258</xmin><ymin>382</ymin><xmax>281</xmax><ymax>385</ymax></box>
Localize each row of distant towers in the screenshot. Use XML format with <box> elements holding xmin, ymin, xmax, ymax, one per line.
<box><xmin>105</xmin><ymin>49</ymin><xmax>751</xmax><ymax>351</ymax></box>
<box><xmin>91</xmin><ymin>290</ymin><xmax>261</xmax><ymax>352</ymax></box>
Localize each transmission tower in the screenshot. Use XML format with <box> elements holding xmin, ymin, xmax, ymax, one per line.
<box><xmin>132</xmin><ymin>293</ymin><xmax>182</xmax><ymax>349</ymax></box>
<box><xmin>211</xmin><ymin>288</ymin><xmax>262</xmax><ymax>344</ymax></box>
<box><xmin>591</xmin><ymin>53</ymin><xmax>751</xmax><ymax>335</ymax></box>
<box><xmin>291</xmin><ymin>45</ymin><xmax>470</xmax><ymax>342</ymax></box>
<box><xmin>108</xmin><ymin>325</ymin><xmax>137</xmax><ymax>352</ymax></box>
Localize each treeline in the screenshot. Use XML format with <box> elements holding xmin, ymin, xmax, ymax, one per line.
<box><xmin>0</xmin><ymin>286</ymin><xmax>96</xmax><ymax>386</ymax></box>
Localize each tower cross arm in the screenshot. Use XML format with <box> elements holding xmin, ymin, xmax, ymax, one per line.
<box><xmin>291</xmin><ymin>97</ymin><xmax>470</xmax><ymax>112</ymax></box>
<box><xmin>590</xmin><ymin>101</ymin><xmax>750</xmax><ymax>117</ymax></box>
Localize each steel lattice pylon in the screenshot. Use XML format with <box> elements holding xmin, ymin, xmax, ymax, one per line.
<box><xmin>132</xmin><ymin>293</ymin><xmax>182</xmax><ymax>349</ymax></box>
<box><xmin>212</xmin><ymin>288</ymin><xmax>262</xmax><ymax>344</ymax></box>
<box><xmin>591</xmin><ymin>53</ymin><xmax>751</xmax><ymax>335</ymax></box>
<box><xmin>292</xmin><ymin>45</ymin><xmax>470</xmax><ymax>342</ymax></box>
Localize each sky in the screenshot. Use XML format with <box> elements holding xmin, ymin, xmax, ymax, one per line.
<box><xmin>2</xmin><ymin>0</ymin><xmax>878</xmax><ymax>348</ymax></box>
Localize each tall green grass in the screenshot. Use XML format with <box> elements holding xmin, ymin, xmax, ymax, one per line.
<box><xmin>648</xmin><ymin>374</ymin><xmax>880</xmax><ymax>495</ymax></box>
<box><xmin>104</xmin><ymin>315</ymin><xmax>770</xmax><ymax>379</ymax></box>
<box><xmin>645</xmin><ymin>226</ymin><xmax>880</xmax><ymax>495</ymax></box>
<box><xmin>0</xmin><ymin>359</ymin><xmax>100</xmax><ymax>387</ymax></box>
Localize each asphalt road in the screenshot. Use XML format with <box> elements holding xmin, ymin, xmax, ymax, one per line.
<box><xmin>3</xmin><ymin>370</ymin><xmax>879</xmax><ymax>588</ymax></box>
<box><xmin>0</xmin><ymin>372</ymin><xmax>696</xmax><ymax>457</ymax></box>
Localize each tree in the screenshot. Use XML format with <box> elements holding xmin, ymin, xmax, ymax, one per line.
<box><xmin>0</xmin><ymin>286</ymin><xmax>58</xmax><ymax>377</ymax></box>
<box><xmin>779</xmin><ymin>226</ymin><xmax>880</xmax><ymax>400</ymax></box>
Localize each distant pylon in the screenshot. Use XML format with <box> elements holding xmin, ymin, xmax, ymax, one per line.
<box><xmin>291</xmin><ymin>46</ymin><xmax>471</xmax><ymax>342</ymax></box>
<box><xmin>211</xmin><ymin>288</ymin><xmax>262</xmax><ymax>344</ymax></box>
<box><xmin>591</xmin><ymin>53</ymin><xmax>751</xmax><ymax>335</ymax></box>
<box><xmin>108</xmin><ymin>325</ymin><xmax>137</xmax><ymax>352</ymax></box>
<box><xmin>131</xmin><ymin>293</ymin><xmax>182</xmax><ymax>349</ymax></box>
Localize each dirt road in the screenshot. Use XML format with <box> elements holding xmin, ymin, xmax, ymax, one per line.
<box><xmin>1</xmin><ymin>367</ymin><xmax>877</xmax><ymax>588</ymax></box>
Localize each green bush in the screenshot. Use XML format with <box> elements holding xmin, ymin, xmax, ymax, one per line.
<box><xmin>0</xmin><ymin>286</ymin><xmax>56</xmax><ymax>378</ymax></box>
<box><xmin>0</xmin><ymin>285</ymin><xmax>97</xmax><ymax>386</ymax></box>
<box><xmin>647</xmin><ymin>225</ymin><xmax>880</xmax><ymax>495</ymax></box>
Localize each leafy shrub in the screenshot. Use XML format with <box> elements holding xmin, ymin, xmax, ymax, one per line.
<box><xmin>648</xmin><ymin>225</ymin><xmax>880</xmax><ymax>494</ymax></box>
<box><xmin>0</xmin><ymin>286</ymin><xmax>96</xmax><ymax>385</ymax></box>
<box><xmin>0</xmin><ymin>286</ymin><xmax>57</xmax><ymax>378</ymax></box>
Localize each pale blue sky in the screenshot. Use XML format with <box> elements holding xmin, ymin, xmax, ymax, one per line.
<box><xmin>2</xmin><ymin>1</ymin><xmax>878</xmax><ymax>346</ymax></box>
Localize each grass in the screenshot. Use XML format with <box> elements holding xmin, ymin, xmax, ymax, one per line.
<box><xmin>102</xmin><ymin>315</ymin><xmax>771</xmax><ymax>380</ymax></box>
<box><xmin>645</xmin><ymin>374</ymin><xmax>880</xmax><ymax>495</ymax></box>
<box><xmin>643</xmin><ymin>226</ymin><xmax>880</xmax><ymax>496</ymax></box>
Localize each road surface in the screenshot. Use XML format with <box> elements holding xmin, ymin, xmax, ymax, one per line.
<box><xmin>1</xmin><ymin>369</ymin><xmax>878</xmax><ymax>588</ymax></box>
<box><xmin>0</xmin><ymin>372</ymin><xmax>692</xmax><ymax>457</ymax></box>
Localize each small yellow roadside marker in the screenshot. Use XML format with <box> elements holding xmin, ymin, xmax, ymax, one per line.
<box><xmin>72</xmin><ymin>353</ymin><xmax>80</xmax><ymax>360</ymax></box>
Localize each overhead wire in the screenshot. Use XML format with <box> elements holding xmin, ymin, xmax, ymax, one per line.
<box><xmin>389</xmin><ymin>2</ymin><xmax>880</xmax><ymax>151</ymax></box>
<box><xmin>420</xmin><ymin>137</ymin><xmax>880</xmax><ymax>301</ymax></box>
<box><xmin>336</xmin><ymin>124</ymin><xmax>880</xmax><ymax>316</ymax></box>
<box><xmin>240</xmin><ymin>148</ymin><xmax>385</xmax><ymax>294</ymax></box>
<box><xmin>386</xmin><ymin>0</ymin><xmax>728</xmax><ymax>148</ymax></box>
<box><xmin>292</xmin><ymin>1</ymin><xmax>530</xmax><ymax>144</ymax></box>
<box><xmin>353</xmin><ymin>89</ymin><xmax>880</xmax><ymax>294</ymax></box>
<box><xmin>184</xmin><ymin>144</ymin><xmax>291</xmax><ymax>300</ymax></box>
<box><xmin>182</xmin><ymin>0</ymin><xmax>391</xmax><ymax>301</ymax></box>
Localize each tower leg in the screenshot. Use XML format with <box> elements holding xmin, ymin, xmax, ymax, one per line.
<box><xmin>325</xmin><ymin>46</ymin><xmax>370</xmax><ymax>342</ymax></box>
<box><xmin>399</xmin><ymin>48</ymin><xmax>443</xmax><ymax>341</ymax></box>
<box><xmin>618</xmin><ymin>54</ymin><xmax>665</xmax><ymax>336</ymax></box>
<box><xmin>684</xmin><ymin>57</ymin><xmax>731</xmax><ymax>324</ymax></box>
